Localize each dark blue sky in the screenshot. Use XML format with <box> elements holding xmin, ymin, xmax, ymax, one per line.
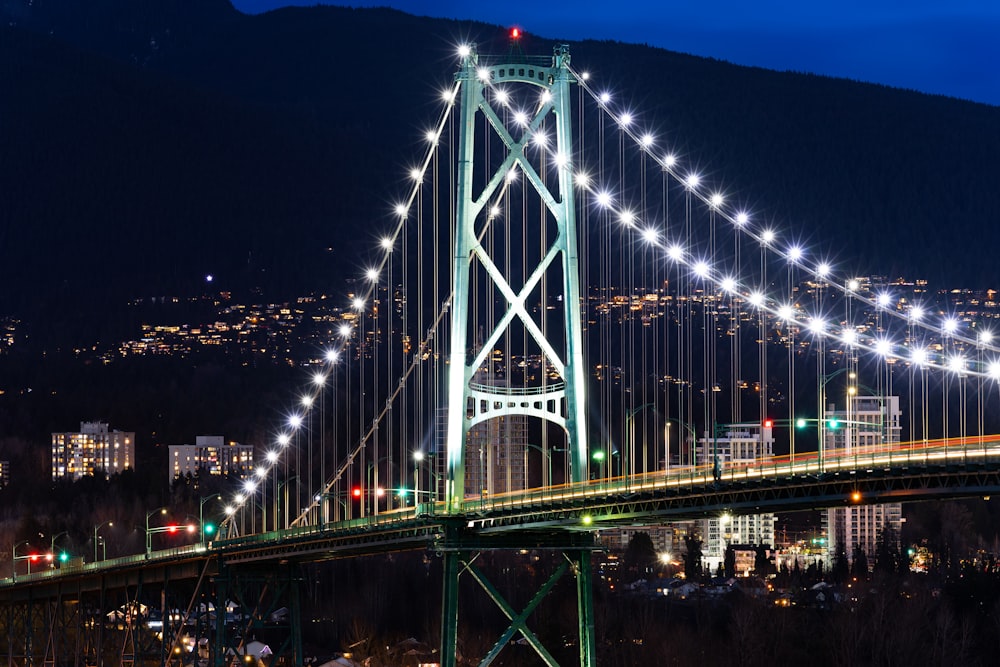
<box><xmin>230</xmin><ymin>1</ymin><xmax>1000</xmax><ymax>107</ymax></box>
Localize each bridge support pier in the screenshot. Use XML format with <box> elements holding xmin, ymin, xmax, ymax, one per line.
<box><xmin>439</xmin><ymin>527</ymin><xmax>599</xmax><ymax>667</ymax></box>
<box><xmin>212</xmin><ymin>562</ymin><xmax>303</xmax><ymax>667</ymax></box>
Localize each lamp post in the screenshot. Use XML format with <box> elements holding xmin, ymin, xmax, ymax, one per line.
<box><xmin>819</xmin><ymin>368</ymin><xmax>858</xmax><ymax>467</ymax></box>
<box><xmin>145</xmin><ymin>507</ymin><xmax>168</xmax><ymax>556</ymax></box>
<box><xmin>199</xmin><ymin>494</ymin><xmax>223</xmax><ymax>546</ymax></box>
<box><xmin>277</xmin><ymin>476</ymin><xmax>298</xmax><ymax>530</ymax></box>
<box><xmin>365</xmin><ymin>458</ymin><xmax>394</xmax><ymax>516</ymax></box>
<box><xmin>49</xmin><ymin>531</ymin><xmax>69</xmax><ymax>567</ymax></box>
<box><xmin>591</xmin><ymin>449</ymin><xmax>606</xmax><ymax>482</ymax></box>
<box><xmin>93</xmin><ymin>521</ymin><xmax>114</xmax><ymax>562</ymax></box>
<box><xmin>662</xmin><ymin>417</ymin><xmax>697</xmax><ymax>470</ymax></box>
<box><xmin>624</xmin><ymin>403</ymin><xmax>656</xmax><ymax>481</ymax></box>
<box><xmin>12</xmin><ymin>540</ymin><xmax>29</xmax><ymax>581</ymax></box>
<box><xmin>413</xmin><ymin>451</ymin><xmax>424</xmax><ymax>508</ymax></box>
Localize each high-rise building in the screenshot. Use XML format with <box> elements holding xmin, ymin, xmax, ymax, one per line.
<box><xmin>0</xmin><ymin>460</ymin><xmax>9</xmax><ymax>487</ymax></box>
<box><xmin>168</xmin><ymin>435</ymin><xmax>254</xmax><ymax>480</ymax></box>
<box><xmin>464</xmin><ymin>413</ymin><xmax>529</xmax><ymax>498</ymax></box>
<box><xmin>696</xmin><ymin>423</ymin><xmax>776</xmax><ymax>574</ymax></box>
<box><xmin>434</xmin><ymin>364</ymin><xmax>530</xmax><ymax>500</ymax></box>
<box><xmin>823</xmin><ymin>395</ymin><xmax>903</xmax><ymax>567</ymax></box>
<box><xmin>51</xmin><ymin>422</ymin><xmax>134</xmax><ymax>480</ymax></box>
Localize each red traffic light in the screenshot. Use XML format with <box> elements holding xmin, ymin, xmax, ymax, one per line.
<box><xmin>352</xmin><ymin>487</ymin><xmax>362</xmax><ymax>498</ymax></box>
<box><xmin>763</xmin><ymin>419</ymin><xmax>773</xmax><ymax>428</ymax></box>
<box><xmin>29</xmin><ymin>554</ymin><xmax>39</xmax><ymax>562</ymax></box>
<box><xmin>167</xmin><ymin>524</ymin><xmax>178</xmax><ymax>534</ymax></box>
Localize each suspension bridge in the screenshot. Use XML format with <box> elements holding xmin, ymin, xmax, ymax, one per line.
<box><xmin>5</xmin><ymin>39</ymin><xmax>1000</xmax><ymax>667</ymax></box>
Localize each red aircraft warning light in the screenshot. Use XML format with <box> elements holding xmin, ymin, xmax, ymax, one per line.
<box><xmin>510</xmin><ymin>27</ymin><xmax>521</xmax><ymax>39</ymax></box>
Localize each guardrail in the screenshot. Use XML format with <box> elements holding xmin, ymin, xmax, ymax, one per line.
<box><xmin>5</xmin><ymin>434</ymin><xmax>1000</xmax><ymax>586</ymax></box>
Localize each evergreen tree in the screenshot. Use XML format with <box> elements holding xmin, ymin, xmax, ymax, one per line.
<box><xmin>622</xmin><ymin>532</ymin><xmax>658</xmax><ymax>584</ymax></box>
<box><xmin>831</xmin><ymin>550</ymin><xmax>850</xmax><ymax>583</ymax></box>
<box><xmin>683</xmin><ymin>535</ymin><xmax>703</xmax><ymax>581</ymax></box>
<box><xmin>852</xmin><ymin>545</ymin><xmax>869</xmax><ymax>579</ymax></box>
<box><xmin>753</xmin><ymin>545</ymin><xmax>771</xmax><ymax>578</ymax></box>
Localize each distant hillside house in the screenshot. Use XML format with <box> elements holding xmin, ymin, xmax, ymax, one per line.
<box><xmin>0</xmin><ymin>460</ymin><xmax>9</xmax><ymax>487</ymax></box>
<box><xmin>51</xmin><ymin>421</ymin><xmax>135</xmax><ymax>480</ymax></box>
<box><xmin>169</xmin><ymin>435</ymin><xmax>254</xmax><ymax>480</ymax></box>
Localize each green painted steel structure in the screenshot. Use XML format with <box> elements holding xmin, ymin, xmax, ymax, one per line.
<box><xmin>441</xmin><ymin>42</ymin><xmax>597</xmax><ymax>665</ymax></box>
<box><xmin>6</xmin><ymin>448</ymin><xmax>1000</xmax><ymax>665</ymax></box>
<box><xmin>445</xmin><ymin>43</ymin><xmax>588</xmax><ymax>511</ymax></box>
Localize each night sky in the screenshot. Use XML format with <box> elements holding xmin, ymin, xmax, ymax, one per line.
<box><xmin>230</xmin><ymin>1</ymin><xmax>1000</xmax><ymax>107</ymax></box>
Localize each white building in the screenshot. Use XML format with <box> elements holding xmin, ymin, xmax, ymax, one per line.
<box><xmin>696</xmin><ymin>423</ymin><xmax>776</xmax><ymax>574</ymax></box>
<box><xmin>823</xmin><ymin>395</ymin><xmax>903</xmax><ymax>567</ymax></box>
<box><xmin>169</xmin><ymin>435</ymin><xmax>254</xmax><ymax>480</ymax></box>
<box><xmin>52</xmin><ymin>421</ymin><xmax>135</xmax><ymax>480</ymax></box>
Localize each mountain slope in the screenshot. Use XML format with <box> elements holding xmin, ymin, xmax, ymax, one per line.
<box><xmin>2</xmin><ymin>3</ymin><xmax>998</xmax><ymax>335</ymax></box>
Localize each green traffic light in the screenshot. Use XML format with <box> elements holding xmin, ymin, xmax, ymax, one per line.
<box><xmin>827</xmin><ymin>418</ymin><xmax>840</xmax><ymax>429</ymax></box>
<box><xmin>59</xmin><ymin>551</ymin><xmax>69</xmax><ymax>563</ymax></box>
<box><xmin>204</xmin><ymin>523</ymin><xmax>216</xmax><ymax>535</ymax></box>
<box><xmin>796</xmin><ymin>418</ymin><xmax>807</xmax><ymax>429</ymax></box>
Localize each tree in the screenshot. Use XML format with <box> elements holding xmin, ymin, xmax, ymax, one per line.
<box><xmin>831</xmin><ymin>550</ymin><xmax>850</xmax><ymax>583</ymax></box>
<box><xmin>874</xmin><ymin>525</ymin><xmax>901</xmax><ymax>576</ymax></box>
<box><xmin>622</xmin><ymin>532</ymin><xmax>658</xmax><ymax>584</ymax></box>
<box><xmin>753</xmin><ymin>545</ymin><xmax>772</xmax><ymax>578</ymax></box>
<box><xmin>852</xmin><ymin>545</ymin><xmax>869</xmax><ymax>579</ymax></box>
<box><xmin>683</xmin><ymin>535</ymin><xmax>703</xmax><ymax>581</ymax></box>
<box><xmin>724</xmin><ymin>545</ymin><xmax>736</xmax><ymax>579</ymax></box>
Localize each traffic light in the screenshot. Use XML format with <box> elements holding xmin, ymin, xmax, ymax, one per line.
<box><xmin>352</xmin><ymin>487</ymin><xmax>362</xmax><ymax>499</ymax></box>
<box><xmin>763</xmin><ymin>419</ymin><xmax>773</xmax><ymax>428</ymax></box>
<box><xmin>59</xmin><ymin>551</ymin><xmax>69</xmax><ymax>563</ymax></box>
<box><xmin>827</xmin><ymin>418</ymin><xmax>840</xmax><ymax>429</ymax></box>
<box><xmin>204</xmin><ymin>523</ymin><xmax>216</xmax><ymax>537</ymax></box>
<box><xmin>167</xmin><ymin>524</ymin><xmax>179</xmax><ymax>534</ymax></box>
<box><xmin>795</xmin><ymin>418</ymin><xmax>807</xmax><ymax>429</ymax></box>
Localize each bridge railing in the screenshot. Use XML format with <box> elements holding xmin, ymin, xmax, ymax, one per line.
<box><xmin>6</xmin><ymin>434</ymin><xmax>1000</xmax><ymax>586</ymax></box>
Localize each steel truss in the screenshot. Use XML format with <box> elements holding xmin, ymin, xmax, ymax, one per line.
<box><xmin>440</xmin><ymin>524</ymin><xmax>597</xmax><ymax>667</ymax></box>
<box><xmin>212</xmin><ymin>563</ymin><xmax>302</xmax><ymax>667</ymax></box>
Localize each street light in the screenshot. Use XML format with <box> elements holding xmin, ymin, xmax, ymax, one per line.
<box><xmin>662</xmin><ymin>417</ymin><xmax>696</xmax><ymax>469</ymax></box>
<box><xmin>145</xmin><ymin>507</ymin><xmax>168</xmax><ymax>555</ymax></box>
<box><xmin>93</xmin><ymin>521</ymin><xmax>114</xmax><ymax>562</ymax></box>
<box><xmin>199</xmin><ymin>495</ymin><xmax>223</xmax><ymax>546</ymax></box>
<box><xmin>49</xmin><ymin>531</ymin><xmax>69</xmax><ymax>567</ymax></box>
<box><xmin>12</xmin><ymin>540</ymin><xmax>29</xmax><ymax>581</ymax></box>
<box><xmin>591</xmin><ymin>449</ymin><xmax>606</xmax><ymax>481</ymax></box>
<box><xmin>413</xmin><ymin>451</ymin><xmax>424</xmax><ymax>508</ymax></box>
<box><xmin>819</xmin><ymin>368</ymin><xmax>857</xmax><ymax>467</ymax></box>
<box><xmin>624</xmin><ymin>403</ymin><xmax>656</xmax><ymax>480</ymax></box>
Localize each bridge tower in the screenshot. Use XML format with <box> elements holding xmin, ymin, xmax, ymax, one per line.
<box><xmin>445</xmin><ymin>42</ymin><xmax>588</xmax><ymax>511</ymax></box>
<box><xmin>440</xmin><ymin>42</ymin><xmax>597</xmax><ymax>667</ymax></box>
